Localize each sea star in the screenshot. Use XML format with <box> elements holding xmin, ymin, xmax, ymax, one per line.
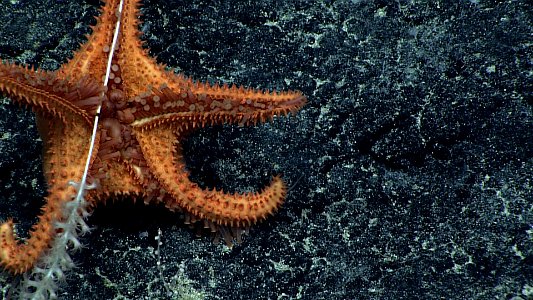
<box><xmin>0</xmin><ymin>0</ymin><xmax>305</xmax><ymax>274</ymax></box>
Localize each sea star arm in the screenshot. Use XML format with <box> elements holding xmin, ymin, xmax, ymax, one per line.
<box><xmin>0</xmin><ymin>58</ymin><xmax>105</xmax><ymax>275</ymax></box>
<box><xmin>110</xmin><ymin>0</ymin><xmax>307</xmax><ymax>124</ymax></box>
<box><xmin>0</xmin><ymin>115</ymin><xmax>97</xmax><ymax>274</ymax></box>
<box><xmin>132</xmin><ymin>122</ymin><xmax>286</xmax><ymax>230</ymax></box>
<box><xmin>128</xmin><ymin>78</ymin><xmax>305</xmax><ymax>229</ymax></box>
<box><xmin>0</xmin><ymin>61</ymin><xmax>103</xmax><ymax>124</ymax></box>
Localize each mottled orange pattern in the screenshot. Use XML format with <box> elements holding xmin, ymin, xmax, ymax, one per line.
<box><xmin>0</xmin><ymin>0</ymin><xmax>305</xmax><ymax>274</ymax></box>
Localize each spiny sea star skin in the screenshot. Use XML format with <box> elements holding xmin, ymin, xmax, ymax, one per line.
<box><xmin>0</xmin><ymin>0</ymin><xmax>306</xmax><ymax>274</ymax></box>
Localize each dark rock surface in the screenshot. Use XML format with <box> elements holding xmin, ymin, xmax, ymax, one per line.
<box><xmin>1</xmin><ymin>0</ymin><xmax>531</xmax><ymax>299</ymax></box>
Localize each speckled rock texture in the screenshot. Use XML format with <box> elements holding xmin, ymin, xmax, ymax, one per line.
<box><xmin>0</xmin><ymin>0</ymin><xmax>531</xmax><ymax>299</ymax></box>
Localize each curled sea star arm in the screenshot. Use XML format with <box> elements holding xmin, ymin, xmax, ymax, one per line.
<box><xmin>132</xmin><ymin>123</ymin><xmax>286</xmax><ymax>229</ymax></box>
<box><xmin>0</xmin><ymin>115</ymin><xmax>98</xmax><ymax>274</ymax></box>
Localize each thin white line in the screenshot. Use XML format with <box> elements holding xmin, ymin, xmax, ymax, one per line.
<box><xmin>75</xmin><ymin>0</ymin><xmax>125</xmax><ymax>203</ymax></box>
